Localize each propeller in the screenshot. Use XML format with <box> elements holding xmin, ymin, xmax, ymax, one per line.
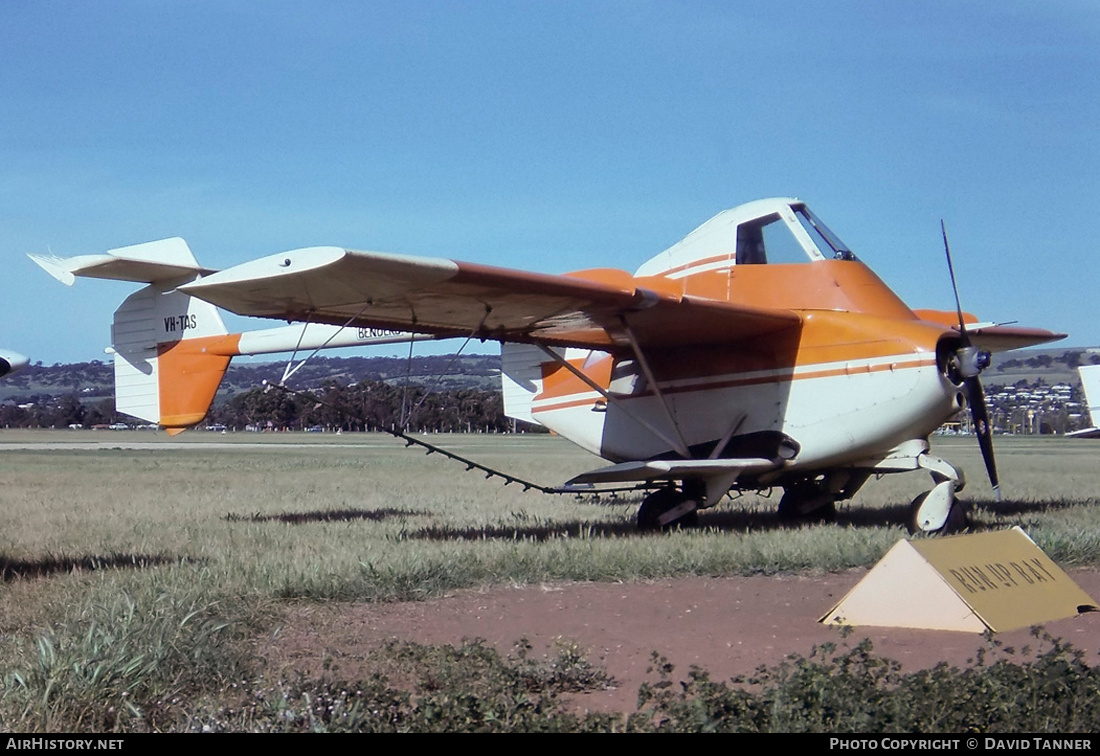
<box><xmin>941</xmin><ymin>221</ymin><xmax>1001</xmax><ymax>501</ymax></box>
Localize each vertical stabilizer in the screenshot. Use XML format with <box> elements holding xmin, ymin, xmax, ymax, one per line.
<box><xmin>501</xmin><ymin>343</ymin><xmax>547</xmax><ymax>426</ymax></box>
<box><xmin>112</xmin><ymin>284</ymin><xmax>233</xmax><ymax>429</ymax></box>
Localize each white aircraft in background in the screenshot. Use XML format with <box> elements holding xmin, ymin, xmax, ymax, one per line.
<box><xmin>0</xmin><ymin>350</ymin><xmax>29</xmax><ymax>378</ymax></box>
<box><xmin>1068</xmin><ymin>364</ymin><xmax>1100</xmax><ymax>439</ymax></box>
<box><xmin>32</xmin><ymin>198</ymin><xmax>1065</xmax><ymax>534</ymax></box>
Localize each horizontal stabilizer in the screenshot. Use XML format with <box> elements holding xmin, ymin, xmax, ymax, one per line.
<box><xmin>566</xmin><ymin>457</ymin><xmax>778</xmax><ymax>486</ymax></box>
<box><xmin>29</xmin><ymin>238</ymin><xmax>214</xmax><ymax>286</ymax></box>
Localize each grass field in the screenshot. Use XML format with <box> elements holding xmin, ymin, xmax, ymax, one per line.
<box><xmin>2</xmin><ymin>430</ymin><xmax>1099</xmax><ymax>731</ymax></box>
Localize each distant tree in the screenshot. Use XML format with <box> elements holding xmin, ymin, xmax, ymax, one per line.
<box><xmin>85</xmin><ymin>398</ymin><xmax>117</xmax><ymax>427</ymax></box>
<box><xmin>45</xmin><ymin>394</ymin><xmax>86</xmax><ymax>427</ymax></box>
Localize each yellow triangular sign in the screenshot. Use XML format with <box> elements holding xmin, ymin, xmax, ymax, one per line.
<box><xmin>821</xmin><ymin>527</ymin><xmax>1097</xmax><ymax>633</ymax></box>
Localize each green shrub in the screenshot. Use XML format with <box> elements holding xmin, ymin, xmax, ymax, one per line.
<box><xmin>629</xmin><ymin>630</ymin><xmax>1100</xmax><ymax>733</ymax></box>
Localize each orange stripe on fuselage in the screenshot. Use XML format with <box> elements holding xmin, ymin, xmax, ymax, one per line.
<box><xmin>156</xmin><ymin>333</ymin><xmax>242</xmax><ymax>428</ymax></box>
<box><xmin>531</xmin><ymin>354</ymin><xmax>937</xmax><ymax>414</ymax></box>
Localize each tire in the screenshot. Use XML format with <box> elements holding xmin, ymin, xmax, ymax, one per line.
<box><xmin>907</xmin><ymin>493</ymin><xmax>969</xmax><ymax>535</ymax></box>
<box><xmin>777</xmin><ymin>484</ymin><xmax>837</xmax><ymax>524</ymax></box>
<box><xmin>942</xmin><ymin>499</ymin><xmax>970</xmax><ymax>534</ymax></box>
<box><xmin>637</xmin><ymin>488</ymin><xmax>698</xmax><ymax>531</ymax></box>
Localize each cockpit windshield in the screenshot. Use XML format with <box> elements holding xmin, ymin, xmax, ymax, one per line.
<box><xmin>794</xmin><ymin>206</ymin><xmax>857</xmax><ymax>261</ymax></box>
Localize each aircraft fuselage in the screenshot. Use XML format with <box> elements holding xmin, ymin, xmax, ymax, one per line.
<box><xmin>530</xmin><ymin>259</ymin><xmax>963</xmax><ymax>481</ymax></box>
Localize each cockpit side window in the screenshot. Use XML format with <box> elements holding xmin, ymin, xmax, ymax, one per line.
<box><xmin>735</xmin><ymin>220</ymin><xmax>768</xmax><ymax>264</ymax></box>
<box><xmin>735</xmin><ymin>213</ymin><xmax>813</xmax><ymax>265</ymax></box>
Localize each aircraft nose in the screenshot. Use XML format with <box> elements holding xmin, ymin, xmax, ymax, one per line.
<box><xmin>0</xmin><ymin>351</ymin><xmax>29</xmax><ymax>377</ymax></box>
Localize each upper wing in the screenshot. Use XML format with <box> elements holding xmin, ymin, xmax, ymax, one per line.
<box><xmin>180</xmin><ymin>247</ymin><xmax>801</xmax><ymax>350</ymax></box>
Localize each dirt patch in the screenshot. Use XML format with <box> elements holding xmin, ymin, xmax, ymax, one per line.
<box><xmin>262</xmin><ymin>569</ymin><xmax>1100</xmax><ymax>713</ymax></box>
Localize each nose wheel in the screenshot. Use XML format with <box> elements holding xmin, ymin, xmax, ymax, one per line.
<box><xmin>907</xmin><ymin>480</ymin><xmax>969</xmax><ymax>534</ymax></box>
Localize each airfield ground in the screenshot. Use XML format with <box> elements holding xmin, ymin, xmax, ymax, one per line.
<box><xmin>264</xmin><ymin>569</ymin><xmax>1100</xmax><ymax>713</ymax></box>
<box><xmin>2</xmin><ymin>430</ymin><xmax>1099</xmax><ymax>726</ymax></box>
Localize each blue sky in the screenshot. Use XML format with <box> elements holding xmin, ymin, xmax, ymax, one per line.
<box><xmin>3</xmin><ymin>0</ymin><xmax>1097</xmax><ymax>365</ymax></box>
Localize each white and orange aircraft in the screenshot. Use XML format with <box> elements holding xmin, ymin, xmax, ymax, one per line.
<box><xmin>32</xmin><ymin>198</ymin><xmax>1064</xmax><ymax>533</ymax></box>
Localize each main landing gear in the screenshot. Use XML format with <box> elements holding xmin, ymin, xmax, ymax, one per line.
<box><xmin>637</xmin><ymin>484</ymin><xmax>700</xmax><ymax>530</ymax></box>
<box><xmin>777</xmin><ymin>480</ymin><xmax>837</xmax><ymax>524</ymax></box>
<box><xmin>776</xmin><ymin>470</ymin><xmax>872</xmax><ymax>525</ymax></box>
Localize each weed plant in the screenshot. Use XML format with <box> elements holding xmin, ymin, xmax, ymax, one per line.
<box><xmin>629</xmin><ymin>630</ymin><xmax>1100</xmax><ymax>733</ymax></box>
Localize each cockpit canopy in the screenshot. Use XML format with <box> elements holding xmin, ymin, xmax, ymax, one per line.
<box><xmin>635</xmin><ymin>198</ymin><xmax>856</xmax><ymax>279</ymax></box>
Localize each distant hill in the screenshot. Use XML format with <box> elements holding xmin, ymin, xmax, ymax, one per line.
<box><xmin>0</xmin><ymin>353</ymin><xmax>504</xmax><ymax>430</ymax></box>
<box><xmin>2</xmin><ymin>348</ymin><xmax>1098</xmax><ymax>434</ymax></box>
<box><xmin>986</xmin><ymin>347</ymin><xmax>1100</xmax><ymax>389</ymax></box>
<box><xmin>0</xmin><ymin>353</ymin><xmax>502</xmax><ymax>406</ymax></box>
<box><xmin>220</xmin><ymin>353</ymin><xmax>502</xmax><ymax>393</ymax></box>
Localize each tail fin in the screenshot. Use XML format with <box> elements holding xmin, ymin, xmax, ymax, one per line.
<box><xmin>112</xmin><ymin>284</ymin><xmax>236</xmax><ymax>431</ymax></box>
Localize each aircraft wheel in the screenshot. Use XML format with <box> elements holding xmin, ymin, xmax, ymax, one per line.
<box><xmin>777</xmin><ymin>485</ymin><xmax>837</xmax><ymax>524</ymax></box>
<box><xmin>907</xmin><ymin>491</ymin><xmax>969</xmax><ymax>535</ymax></box>
<box><xmin>637</xmin><ymin>488</ymin><xmax>699</xmax><ymax>531</ymax></box>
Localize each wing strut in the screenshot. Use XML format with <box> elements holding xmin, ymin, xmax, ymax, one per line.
<box><xmin>619</xmin><ymin>320</ymin><xmax>691</xmax><ymax>459</ymax></box>
<box><xmin>535</xmin><ymin>344</ymin><xmax>691</xmax><ymax>458</ymax></box>
<box><xmin>708</xmin><ymin>413</ymin><xmax>747</xmax><ymax>460</ymax></box>
<box><xmin>400</xmin><ymin>306</ymin><xmax>492</xmax><ymax>429</ymax></box>
<box><xmin>280</xmin><ymin>305</ymin><xmax>372</xmax><ymax>385</ymax></box>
